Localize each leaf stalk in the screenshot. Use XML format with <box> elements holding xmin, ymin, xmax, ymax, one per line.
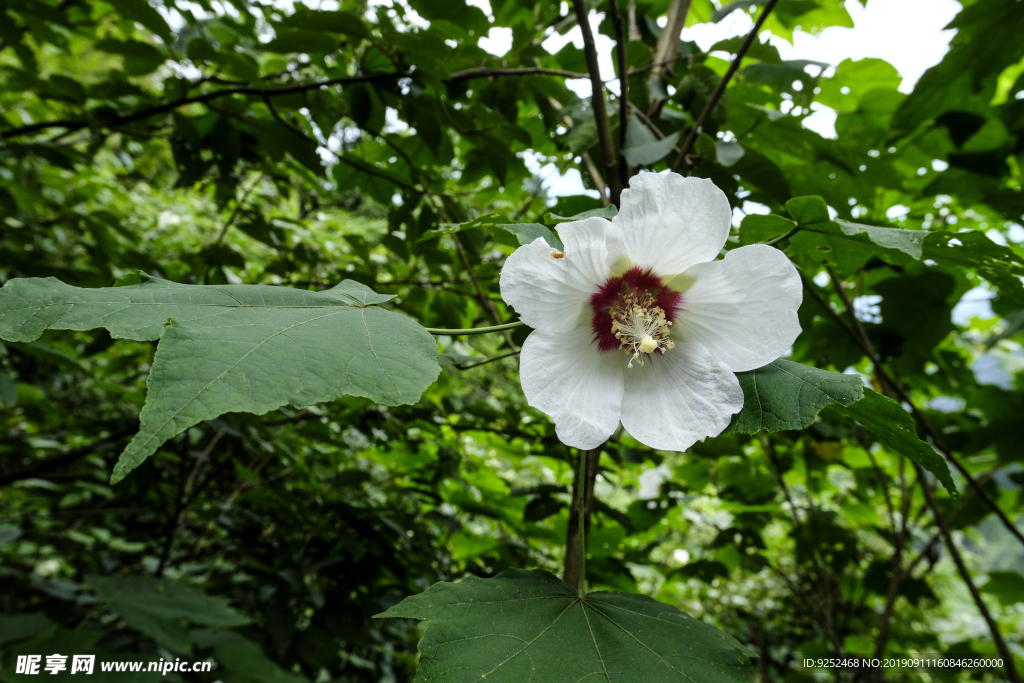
<box><xmin>425</xmin><ymin>321</ymin><xmax>525</xmax><ymax>336</ymax></box>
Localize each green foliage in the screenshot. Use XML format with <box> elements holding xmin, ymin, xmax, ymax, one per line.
<box><xmin>726</xmin><ymin>359</ymin><xmax>863</xmax><ymax>434</ymax></box>
<box><xmin>87</xmin><ymin>575</ymin><xmax>250</xmax><ymax>653</ymax></box>
<box><xmin>380</xmin><ymin>569</ymin><xmax>755</xmax><ymax>683</ymax></box>
<box><xmin>2</xmin><ymin>0</ymin><xmax>1024</xmax><ymax>680</ymax></box>
<box><xmin>0</xmin><ymin>275</ymin><xmax>440</xmax><ymax>482</ymax></box>
<box><xmin>837</xmin><ymin>390</ymin><xmax>956</xmax><ymax>496</ymax></box>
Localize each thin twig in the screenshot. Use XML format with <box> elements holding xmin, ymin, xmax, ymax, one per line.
<box><xmin>627</xmin><ymin>101</ymin><xmax>667</xmax><ymax>140</ymax></box>
<box><xmin>764</xmin><ymin>226</ymin><xmax>800</xmax><ymax>246</ymax></box>
<box><xmin>454</xmin><ymin>350</ymin><xmax>520</xmax><ymax>370</ymax></box>
<box><xmin>450</xmin><ymin>235</ymin><xmax>519</xmax><ymax>351</ymax></box>
<box><xmin>204</xmin><ymin>173</ymin><xmax>264</xmax><ymax>284</ymax></box>
<box><xmin>670</xmin><ymin>0</ymin><xmax>779</xmax><ymax>173</ymax></box>
<box><xmin>917</xmin><ymin>468</ymin><xmax>1021</xmax><ymax>683</ymax></box>
<box><xmin>573</xmin><ymin>0</ymin><xmax>622</xmax><ymax>205</ymax></box>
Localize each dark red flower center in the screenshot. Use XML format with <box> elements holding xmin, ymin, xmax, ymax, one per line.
<box><xmin>589</xmin><ymin>266</ymin><xmax>683</xmax><ymax>354</ymax></box>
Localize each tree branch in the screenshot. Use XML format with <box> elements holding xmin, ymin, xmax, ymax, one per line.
<box><xmin>917</xmin><ymin>468</ymin><xmax>1021</xmax><ymax>683</ymax></box>
<box><xmin>608</xmin><ymin>0</ymin><xmax>631</xmax><ymax>189</ymax></box>
<box><xmin>823</xmin><ymin>267</ymin><xmax>1024</xmax><ymax>550</ymax></box>
<box><xmin>2</xmin><ymin>68</ymin><xmax>596</xmax><ymax>142</ymax></box>
<box><xmin>1</xmin><ymin>72</ymin><xmax>405</xmax><ymax>140</ymax></box>
<box><xmin>449</xmin><ymin>67</ymin><xmax>589</xmax><ymax>81</ymax></box>
<box><xmin>573</xmin><ymin>0</ymin><xmax>622</xmax><ymax>205</ymax></box>
<box><xmin>670</xmin><ymin>0</ymin><xmax>779</xmax><ymax>173</ymax></box>
<box><xmin>649</xmin><ymin>0</ymin><xmax>692</xmax><ymax>87</ymax></box>
<box><xmin>0</xmin><ymin>428</ymin><xmax>136</xmax><ymax>487</ymax></box>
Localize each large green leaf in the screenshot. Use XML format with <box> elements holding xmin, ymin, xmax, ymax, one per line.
<box><xmin>979</xmin><ymin>571</ymin><xmax>1024</xmax><ymax>606</ymax></box>
<box><xmin>836</xmin><ymin>390</ymin><xmax>957</xmax><ymax>496</ymax></box>
<box><xmin>377</xmin><ymin>569</ymin><xmax>755</xmax><ymax>683</ymax></box>
<box><xmin>737</xmin><ymin>213</ymin><xmax>796</xmax><ymax>245</ymax></box>
<box><xmin>726</xmin><ymin>360</ymin><xmax>864</xmax><ymax>435</ymax></box>
<box><xmin>0</xmin><ymin>275</ymin><xmax>440</xmax><ymax>483</ymax></box>
<box><xmin>785</xmin><ymin>195</ymin><xmax>924</xmax><ymax>274</ymax></box>
<box><xmin>87</xmin><ymin>575</ymin><xmax>249</xmax><ymax>654</ymax></box>
<box><xmin>192</xmin><ymin>631</ymin><xmax>308</xmax><ymax>683</ymax></box>
<box><xmin>924</xmin><ymin>230</ymin><xmax>1024</xmax><ymax>309</ymax></box>
<box><xmin>622</xmin><ymin>117</ymin><xmax>680</xmax><ymax>166</ymax></box>
<box><xmin>497</xmin><ymin>222</ymin><xmax>564</xmax><ymax>249</ymax></box>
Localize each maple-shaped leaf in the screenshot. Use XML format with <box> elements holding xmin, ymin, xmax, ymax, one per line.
<box><xmin>377</xmin><ymin>569</ymin><xmax>755</xmax><ymax>683</ymax></box>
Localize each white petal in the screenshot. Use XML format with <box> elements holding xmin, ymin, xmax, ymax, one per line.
<box><xmin>608</xmin><ymin>173</ymin><xmax>732</xmax><ymax>276</ymax></box>
<box><xmin>499</xmin><ymin>217</ymin><xmax>612</xmax><ymax>334</ymax></box>
<box><xmin>620</xmin><ymin>341</ymin><xmax>742</xmax><ymax>452</ymax></box>
<box><xmin>519</xmin><ymin>326</ymin><xmax>624</xmax><ymax>450</ymax></box>
<box><xmin>674</xmin><ymin>244</ymin><xmax>802</xmax><ymax>372</ymax></box>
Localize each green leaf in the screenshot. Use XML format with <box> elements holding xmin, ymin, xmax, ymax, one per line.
<box><xmin>419</xmin><ymin>213</ymin><xmax>510</xmax><ymax>241</ymax></box>
<box><xmin>715</xmin><ymin>141</ymin><xmax>745</xmax><ymax>167</ymax></box>
<box><xmin>743</xmin><ymin>60</ymin><xmax>827</xmax><ymax>100</ymax></box>
<box><xmin>114</xmin><ymin>270</ymin><xmax>145</xmax><ymax>287</ymax></box>
<box><xmin>709</xmin><ymin>36</ymin><xmax>780</xmax><ymax>63</ymax></box>
<box><xmin>831</xmin><ymin>219</ymin><xmax>924</xmax><ymax>260</ymax></box>
<box><xmin>924</xmin><ymin>230</ymin><xmax>1024</xmax><ymax>309</ymax></box>
<box><xmin>548</xmin><ymin>205</ymin><xmax>618</xmax><ymax>221</ymax></box>
<box><xmin>815</xmin><ymin>58</ymin><xmax>901</xmax><ymax>111</ymax></box>
<box><xmin>622</xmin><ymin>117</ymin><xmax>680</xmax><ymax>166</ymax></box>
<box><xmin>95</xmin><ymin>38</ymin><xmax>165</xmax><ymax>76</ymax></box>
<box><xmin>192</xmin><ymin>630</ymin><xmax>308</xmax><ymax>683</ymax></box>
<box><xmin>497</xmin><ymin>223</ymin><xmax>564</xmax><ymax>249</ymax></box>
<box><xmin>0</xmin><ymin>275</ymin><xmax>440</xmax><ymax>483</ymax></box>
<box><xmin>711</xmin><ymin>0</ymin><xmax>761</xmax><ymax>23</ymax></box>
<box><xmin>894</xmin><ymin>0</ymin><xmax>1024</xmax><ymax>131</ymax></box>
<box><xmin>264</xmin><ymin>29</ymin><xmax>339</xmax><ymax>54</ymax></box>
<box><xmin>726</xmin><ymin>360</ymin><xmax>864</xmax><ymax>435</ymax></box>
<box><xmin>87</xmin><ymin>575</ymin><xmax>249</xmax><ymax>654</ymax></box>
<box><xmin>277</xmin><ymin>7</ymin><xmax>370</xmax><ymax>38</ymax></box>
<box><xmin>738</xmin><ymin>214</ymin><xmax>795</xmax><ymax>245</ymax></box>
<box><xmin>785</xmin><ymin>196</ymin><xmax>926</xmax><ymax>274</ymax></box>
<box><xmin>785</xmin><ymin>195</ymin><xmax>830</xmax><ymax>225</ymax></box>
<box><xmin>105</xmin><ymin>0</ymin><xmax>174</xmax><ymax>43</ymax></box>
<box><xmin>836</xmin><ymin>390</ymin><xmax>957</xmax><ymax>497</ymax></box>
<box><xmin>377</xmin><ymin>569</ymin><xmax>755</xmax><ymax>683</ymax></box>
<box><xmin>979</xmin><ymin>571</ymin><xmax>1024</xmax><ymax>606</ymax></box>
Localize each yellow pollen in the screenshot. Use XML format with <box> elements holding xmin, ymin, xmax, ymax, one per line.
<box><xmin>610</xmin><ymin>291</ymin><xmax>675</xmax><ymax>368</ymax></box>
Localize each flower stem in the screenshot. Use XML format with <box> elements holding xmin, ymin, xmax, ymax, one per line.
<box><xmin>577</xmin><ymin>447</ymin><xmax>587</xmax><ymax>597</ymax></box>
<box><xmin>425</xmin><ymin>321</ymin><xmax>525</xmax><ymax>336</ymax></box>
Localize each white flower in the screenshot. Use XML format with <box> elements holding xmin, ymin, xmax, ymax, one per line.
<box><xmin>499</xmin><ymin>172</ymin><xmax>802</xmax><ymax>451</ymax></box>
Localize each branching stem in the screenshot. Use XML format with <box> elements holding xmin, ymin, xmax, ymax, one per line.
<box><xmin>577</xmin><ymin>447</ymin><xmax>587</xmax><ymax>596</ymax></box>
<box><xmin>670</xmin><ymin>0</ymin><xmax>779</xmax><ymax>173</ymax></box>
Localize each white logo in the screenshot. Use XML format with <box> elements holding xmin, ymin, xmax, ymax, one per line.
<box><xmin>71</xmin><ymin>656</ymin><xmax>95</xmax><ymax>675</ymax></box>
<box><xmin>44</xmin><ymin>655</ymin><xmax>67</xmax><ymax>675</ymax></box>
<box><xmin>16</xmin><ymin>655</ymin><xmax>41</xmax><ymax>675</ymax></box>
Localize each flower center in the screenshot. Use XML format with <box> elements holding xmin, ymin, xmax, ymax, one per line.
<box><xmin>590</xmin><ymin>266</ymin><xmax>682</xmax><ymax>367</ymax></box>
<box><xmin>611</xmin><ymin>292</ymin><xmax>675</xmax><ymax>367</ymax></box>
